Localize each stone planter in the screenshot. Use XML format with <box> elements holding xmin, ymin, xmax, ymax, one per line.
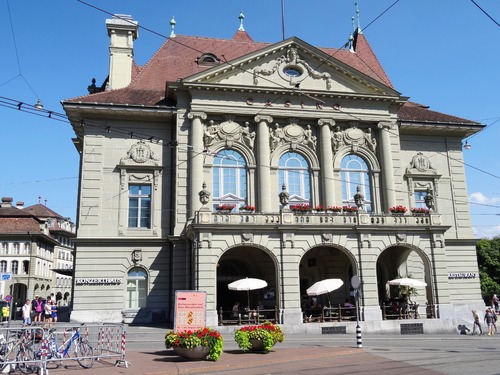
<box><xmin>173</xmin><ymin>346</ymin><xmax>210</xmax><ymax>360</ymax></box>
<box><xmin>249</xmin><ymin>339</ymin><xmax>273</xmax><ymax>352</ymax></box>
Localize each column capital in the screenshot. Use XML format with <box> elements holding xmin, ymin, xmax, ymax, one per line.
<box><xmin>318</xmin><ymin>118</ymin><xmax>336</xmax><ymax>127</ymax></box>
<box><xmin>254</xmin><ymin>115</ymin><xmax>273</xmax><ymax>124</ymax></box>
<box><xmin>188</xmin><ymin>111</ymin><xmax>207</xmax><ymax>121</ymax></box>
<box><xmin>377</xmin><ymin>121</ymin><xmax>396</xmax><ymax>130</ymax></box>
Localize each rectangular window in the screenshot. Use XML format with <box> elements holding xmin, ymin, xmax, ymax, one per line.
<box><xmin>0</xmin><ymin>261</ymin><xmax>6</xmax><ymax>273</ymax></box>
<box><xmin>128</xmin><ymin>185</ymin><xmax>151</xmax><ymax>228</ymax></box>
<box><xmin>414</xmin><ymin>190</ymin><xmax>427</xmax><ymax>208</ymax></box>
<box><xmin>11</xmin><ymin>261</ymin><xmax>18</xmax><ymax>275</ymax></box>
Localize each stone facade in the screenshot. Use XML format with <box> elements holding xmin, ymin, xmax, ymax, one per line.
<box><xmin>62</xmin><ymin>15</ymin><xmax>485</xmax><ymax>330</ymax></box>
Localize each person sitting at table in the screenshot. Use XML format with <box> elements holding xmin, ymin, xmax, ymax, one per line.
<box><xmin>307</xmin><ymin>300</ymin><xmax>322</xmax><ymax>321</ymax></box>
<box><xmin>344</xmin><ymin>298</ymin><xmax>354</xmax><ymax>307</ymax></box>
<box><xmin>232</xmin><ymin>302</ymin><xmax>240</xmax><ymax>318</ymax></box>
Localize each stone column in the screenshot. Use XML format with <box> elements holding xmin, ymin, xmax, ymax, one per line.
<box><xmin>255</xmin><ymin>115</ymin><xmax>273</xmax><ymax>213</ymax></box>
<box><xmin>188</xmin><ymin>112</ymin><xmax>207</xmax><ymax>217</ymax></box>
<box><xmin>318</xmin><ymin>119</ymin><xmax>335</xmax><ymax>207</ymax></box>
<box><xmin>377</xmin><ymin>122</ymin><xmax>396</xmax><ymax>209</ymax></box>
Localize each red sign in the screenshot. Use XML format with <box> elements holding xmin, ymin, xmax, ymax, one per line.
<box><xmin>174</xmin><ymin>291</ymin><xmax>206</xmax><ymax>332</ymax></box>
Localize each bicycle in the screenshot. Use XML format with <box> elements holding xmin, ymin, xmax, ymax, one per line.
<box><xmin>0</xmin><ymin>330</ymin><xmax>37</xmax><ymax>374</ymax></box>
<box><xmin>35</xmin><ymin>325</ymin><xmax>94</xmax><ymax>369</ymax></box>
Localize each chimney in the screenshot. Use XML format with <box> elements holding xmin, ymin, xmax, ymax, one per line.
<box><xmin>16</xmin><ymin>201</ymin><xmax>24</xmax><ymax>209</ymax></box>
<box><xmin>106</xmin><ymin>14</ymin><xmax>139</xmax><ymax>90</ymax></box>
<box><xmin>1</xmin><ymin>197</ymin><xmax>13</xmax><ymax>208</ymax></box>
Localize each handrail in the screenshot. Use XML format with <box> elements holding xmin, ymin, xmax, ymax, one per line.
<box><xmin>218</xmin><ymin>306</ymin><xmax>279</xmax><ymax>325</ymax></box>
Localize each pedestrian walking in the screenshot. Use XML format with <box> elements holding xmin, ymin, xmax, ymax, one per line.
<box><xmin>484</xmin><ymin>308</ymin><xmax>495</xmax><ymax>336</ymax></box>
<box><xmin>472</xmin><ymin>309</ymin><xmax>482</xmax><ymax>335</ymax></box>
<box><xmin>21</xmin><ymin>299</ymin><xmax>31</xmax><ymax>326</ymax></box>
<box><xmin>493</xmin><ymin>294</ymin><xmax>499</xmax><ymax>312</ymax></box>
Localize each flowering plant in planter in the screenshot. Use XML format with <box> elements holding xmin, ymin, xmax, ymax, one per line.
<box><xmin>410</xmin><ymin>207</ymin><xmax>429</xmax><ymax>214</ymax></box>
<box><xmin>327</xmin><ymin>205</ymin><xmax>343</xmax><ymax>212</ymax></box>
<box><xmin>314</xmin><ymin>205</ymin><xmax>325</xmax><ymax>212</ymax></box>
<box><xmin>234</xmin><ymin>321</ymin><xmax>284</xmax><ymax>352</ymax></box>
<box><xmin>165</xmin><ymin>327</ymin><xmax>224</xmax><ymax>361</ymax></box>
<box><xmin>215</xmin><ymin>204</ymin><xmax>235</xmax><ymax>212</ymax></box>
<box><xmin>290</xmin><ymin>203</ymin><xmax>311</xmax><ymax>213</ymax></box>
<box><xmin>389</xmin><ymin>205</ymin><xmax>407</xmax><ymax>214</ymax></box>
<box><xmin>342</xmin><ymin>205</ymin><xmax>358</xmax><ymax>213</ymax></box>
<box><xmin>239</xmin><ymin>204</ymin><xmax>256</xmax><ymax>212</ymax></box>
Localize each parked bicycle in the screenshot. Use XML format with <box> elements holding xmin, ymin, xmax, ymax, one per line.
<box><xmin>0</xmin><ymin>330</ymin><xmax>37</xmax><ymax>374</ymax></box>
<box><xmin>35</xmin><ymin>324</ymin><xmax>94</xmax><ymax>369</ymax></box>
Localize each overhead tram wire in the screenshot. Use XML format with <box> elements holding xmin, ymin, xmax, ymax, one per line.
<box><xmin>2</xmin><ymin>3</ymin><xmax>496</xmax><ymax>210</ymax></box>
<box><xmin>3</xmin><ymin>91</ymin><xmax>500</xmax><ymax>212</ymax></box>
<box><xmin>469</xmin><ymin>0</ymin><xmax>500</xmax><ymax>28</ymax></box>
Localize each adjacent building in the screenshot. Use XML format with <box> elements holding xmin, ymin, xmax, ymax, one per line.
<box><xmin>62</xmin><ymin>14</ymin><xmax>485</xmax><ymax>331</ymax></box>
<box><xmin>0</xmin><ymin>197</ymin><xmax>75</xmax><ymax>308</ymax></box>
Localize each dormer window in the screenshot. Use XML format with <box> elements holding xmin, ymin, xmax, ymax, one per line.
<box><xmin>196</xmin><ymin>53</ymin><xmax>220</xmax><ymax>66</ymax></box>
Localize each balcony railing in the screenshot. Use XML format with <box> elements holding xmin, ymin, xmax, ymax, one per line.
<box><xmin>193</xmin><ymin>210</ymin><xmax>441</xmax><ymax>227</ymax></box>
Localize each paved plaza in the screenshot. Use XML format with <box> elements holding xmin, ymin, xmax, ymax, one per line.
<box><xmin>41</xmin><ymin>325</ymin><xmax>500</xmax><ymax>375</ymax></box>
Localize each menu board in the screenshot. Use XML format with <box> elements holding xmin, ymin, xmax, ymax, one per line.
<box><xmin>174</xmin><ymin>290</ymin><xmax>207</xmax><ymax>332</ymax></box>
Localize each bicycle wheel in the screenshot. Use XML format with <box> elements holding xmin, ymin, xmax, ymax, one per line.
<box><xmin>75</xmin><ymin>341</ymin><xmax>94</xmax><ymax>368</ymax></box>
<box><xmin>17</xmin><ymin>346</ymin><xmax>36</xmax><ymax>374</ymax></box>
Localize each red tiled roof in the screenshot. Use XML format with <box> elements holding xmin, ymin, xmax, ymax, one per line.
<box><xmin>398</xmin><ymin>101</ymin><xmax>480</xmax><ymax>124</ymax></box>
<box><xmin>24</xmin><ymin>204</ymin><xmax>64</xmax><ymax>219</ymax></box>
<box><xmin>66</xmin><ymin>31</ymin><xmax>393</xmax><ymax>106</ymax></box>
<box><xmin>0</xmin><ymin>217</ymin><xmax>41</xmax><ymax>234</ymax></box>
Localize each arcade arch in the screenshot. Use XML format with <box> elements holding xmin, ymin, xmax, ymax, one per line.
<box><xmin>299</xmin><ymin>246</ymin><xmax>356</xmax><ymax>308</ymax></box>
<box><xmin>376</xmin><ymin>245</ymin><xmax>431</xmax><ymax>306</ymax></box>
<box><xmin>216</xmin><ymin>246</ymin><xmax>277</xmax><ymax>312</ymax></box>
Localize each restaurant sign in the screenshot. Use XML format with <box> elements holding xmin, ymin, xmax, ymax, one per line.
<box><xmin>447</xmin><ymin>272</ymin><xmax>477</xmax><ymax>279</ymax></box>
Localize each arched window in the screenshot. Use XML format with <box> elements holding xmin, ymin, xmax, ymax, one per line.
<box><xmin>13</xmin><ymin>243</ymin><xmax>20</xmax><ymax>255</ymax></box>
<box><xmin>22</xmin><ymin>261</ymin><xmax>29</xmax><ymax>274</ymax></box>
<box><xmin>340</xmin><ymin>154</ymin><xmax>372</xmax><ymax>212</ymax></box>
<box><xmin>24</xmin><ymin>242</ymin><xmax>30</xmax><ymax>254</ymax></box>
<box><xmin>278</xmin><ymin>152</ymin><xmax>311</xmax><ymax>204</ymax></box>
<box><xmin>126</xmin><ymin>268</ymin><xmax>148</xmax><ymax>309</ymax></box>
<box><xmin>0</xmin><ymin>261</ymin><xmax>6</xmax><ymax>273</ymax></box>
<box><xmin>213</xmin><ymin>150</ymin><xmax>247</xmax><ymax>211</ymax></box>
<box><xmin>1</xmin><ymin>243</ymin><xmax>8</xmax><ymax>255</ymax></box>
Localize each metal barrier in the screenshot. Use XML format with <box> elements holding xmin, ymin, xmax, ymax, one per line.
<box><xmin>0</xmin><ymin>323</ymin><xmax>128</xmax><ymax>374</ymax></box>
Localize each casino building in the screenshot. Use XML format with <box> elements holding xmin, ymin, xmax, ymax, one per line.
<box><xmin>62</xmin><ymin>13</ymin><xmax>484</xmax><ymax>331</ymax></box>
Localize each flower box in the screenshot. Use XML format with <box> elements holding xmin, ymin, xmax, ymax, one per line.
<box><xmin>234</xmin><ymin>321</ymin><xmax>284</xmax><ymax>353</ymax></box>
<box><xmin>326</xmin><ymin>206</ymin><xmax>343</xmax><ymax>213</ymax></box>
<box><xmin>410</xmin><ymin>207</ymin><xmax>429</xmax><ymax>215</ymax></box>
<box><xmin>389</xmin><ymin>205</ymin><xmax>407</xmax><ymax>214</ymax></box>
<box><xmin>165</xmin><ymin>327</ymin><xmax>223</xmax><ymax>361</ymax></box>
<box><xmin>290</xmin><ymin>204</ymin><xmax>311</xmax><ymax>213</ymax></box>
<box><xmin>342</xmin><ymin>206</ymin><xmax>358</xmax><ymax>214</ymax></box>
<box><xmin>215</xmin><ymin>204</ymin><xmax>235</xmax><ymax>213</ymax></box>
<box><xmin>239</xmin><ymin>205</ymin><xmax>255</xmax><ymax>213</ymax></box>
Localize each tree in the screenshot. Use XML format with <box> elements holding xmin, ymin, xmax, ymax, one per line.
<box><xmin>476</xmin><ymin>236</ymin><xmax>500</xmax><ymax>304</ymax></box>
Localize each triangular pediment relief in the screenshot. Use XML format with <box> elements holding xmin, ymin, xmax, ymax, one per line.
<box><xmin>183</xmin><ymin>37</ymin><xmax>398</xmax><ymax>97</ymax></box>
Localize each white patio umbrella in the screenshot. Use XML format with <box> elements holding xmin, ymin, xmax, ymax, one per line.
<box><xmin>228</xmin><ymin>278</ymin><xmax>268</xmax><ymax>308</ymax></box>
<box><xmin>306</xmin><ymin>278</ymin><xmax>344</xmax><ymax>306</ymax></box>
<box><xmin>387</xmin><ymin>277</ymin><xmax>427</xmax><ymax>287</ymax></box>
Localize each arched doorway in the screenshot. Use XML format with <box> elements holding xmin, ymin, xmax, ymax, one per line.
<box><xmin>299</xmin><ymin>246</ymin><xmax>356</xmax><ymax>309</ymax></box>
<box><xmin>377</xmin><ymin>245</ymin><xmax>431</xmax><ymax>306</ymax></box>
<box><xmin>217</xmin><ymin>247</ymin><xmax>276</xmax><ymax>312</ymax></box>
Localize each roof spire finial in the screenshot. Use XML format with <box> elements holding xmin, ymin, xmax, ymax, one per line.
<box><xmin>355</xmin><ymin>1</ymin><xmax>362</xmax><ymax>34</ymax></box>
<box><xmin>170</xmin><ymin>16</ymin><xmax>176</xmax><ymax>38</ymax></box>
<box><xmin>238</xmin><ymin>11</ymin><xmax>245</xmax><ymax>31</ymax></box>
<box><xmin>348</xmin><ymin>16</ymin><xmax>355</xmax><ymax>52</ymax></box>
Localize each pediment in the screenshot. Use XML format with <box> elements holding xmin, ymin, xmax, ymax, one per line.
<box><xmin>183</xmin><ymin>37</ymin><xmax>398</xmax><ymax>97</ymax></box>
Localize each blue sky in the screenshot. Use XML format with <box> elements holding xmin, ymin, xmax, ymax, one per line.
<box><xmin>0</xmin><ymin>0</ymin><xmax>499</xmax><ymax>237</ymax></box>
